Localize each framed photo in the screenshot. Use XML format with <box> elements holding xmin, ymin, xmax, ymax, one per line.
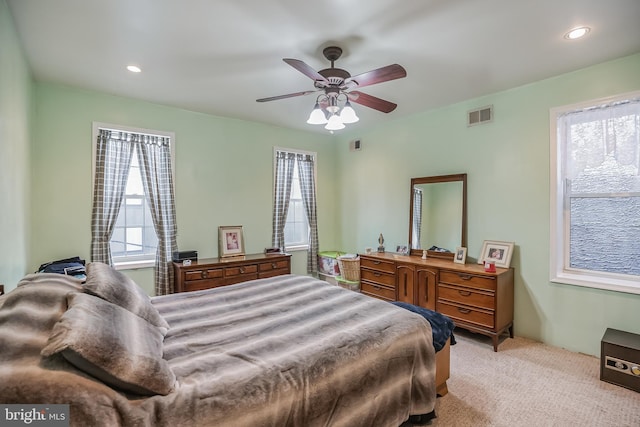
<box><xmin>477</xmin><ymin>240</ymin><xmax>514</xmax><ymax>268</ymax></box>
<box><xmin>218</xmin><ymin>226</ymin><xmax>245</xmax><ymax>258</ymax></box>
<box><xmin>454</xmin><ymin>247</ymin><xmax>467</xmax><ymax>264</ymax></box>
<box><xmin>396</xmin><ymin>245</ymin><xmax>409</xmax><ymax>255</ymax></box>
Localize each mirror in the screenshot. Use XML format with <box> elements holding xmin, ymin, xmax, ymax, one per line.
<box><xmin>408</xmin><ymin>174</ymin><xmax>467</xmax><ymax>260</ymax></box>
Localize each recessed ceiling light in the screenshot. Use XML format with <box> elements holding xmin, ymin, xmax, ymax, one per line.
<box><xmin>127</xmin><ymin>65</ymin><xmax>142</xmax><ymax>73</ymax></box>
<box><xmin>564</xmin><ymin>26</ymin><xmax>590</xmax><ymax>40</ymax></box>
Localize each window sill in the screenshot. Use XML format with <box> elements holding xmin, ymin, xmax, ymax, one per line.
<box><xmin>113</xmin><ymin>259</ymin><xmax>155</xmax><ymax>271</ymax></box>
<box><xmin>551</xmin><ymin>271</ymin><xmax>640</xmax><ymax>295</ymax></box>
<box><xmin>285</xmin><ymin>245</ymin><xmax>309</xmax><ymax>252</ymax></box>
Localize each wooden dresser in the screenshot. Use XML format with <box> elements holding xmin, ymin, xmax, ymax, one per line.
<box><xmin>173</xmin><ymin>253</ymin><xmax>291</xmax><ymax>293</ymax></box>
<box><xmin>360</xmin><ymin>252</ymin><xmax>514</xmax><ymax>351</ymax></box>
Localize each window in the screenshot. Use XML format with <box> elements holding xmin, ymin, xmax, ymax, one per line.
<box><xmin>272</xmin><ymin>147</ymin><xmax>319</xmax><ymax>272</ymax></box>
<box><xmin>285</xmin><ymin>161</ymin><xmax>310</xmax><ymax>248</ymax></box>
<box><xmin>91</xmin><ymin>123</ymin><xmax>176</xmax><ymax>271</ymax></box>
<box><xmin>110</xmin><ymin>150</ymin><xmax>158</xmax><ymax>263</ymax></box>
<box><xmin>550</xmin><ymin>91</ymin><xmax>640</xmax><ymax>294</ymax></box>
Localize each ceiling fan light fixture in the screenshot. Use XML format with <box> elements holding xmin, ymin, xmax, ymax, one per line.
<box><xmin>339</xmin><ymin>100</ymin><xmax>359</xmax><ymax>124</ymax></box>
<box><xmin>256</xmin><ymin>45</ymin><xmax>407</xmax><ymax>132</ymax></box>
<box><xmin>325</xmin><ymin>114</ymin><xmax>345</xmax><ymax>131</ymax></box>
<box><xmin>307</xmin><ymin>103</ymin><xmax>328</xmax><ymax>125</ymax></box>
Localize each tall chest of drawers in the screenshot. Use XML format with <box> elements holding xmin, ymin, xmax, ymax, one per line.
<box><xmin>360</xmin><ymin>252</ymin><xmax>514</xmax><ymax>351</ymax></box>
<box><xmin>173</xmin><ymin>253</ymin><xmax>291</xmax><ymax>293</ymax></box>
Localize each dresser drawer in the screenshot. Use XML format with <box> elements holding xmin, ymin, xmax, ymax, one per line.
<box><xmin>361</xmin><ymin>269</ymin><xmax>395</xmax><ymax>287</ymax></box>
<box><xmin>259</xmin><ymin>269</ymin><xmax>289</xmax><ymax>279</ymax></box>
<box><xmin>437</xmin><ymin>299</ymin><xmax>494</xmax><ymax>329</ymax></box>
<box><xmin>183</xmin><ymin>279</ymin><xmax>225</xmax><ymax>292</ymax></box>
<box><xmin>440</xmin><ymin>270</ymin><xmax>496</xmax><ymax>291</ymax></box>
<box><xmin>361</xmin><ymin>257</ymin><xmax>396</xmax><ymax>274</ymax></box>
<box><xmin>259</xmin><ymin>259</ymin><xmax>290</xmax><ymax>272</ymax></box>
<box><xmin>438</xmin><ymin>283</ymin><xmax>495</xmax><ymax>310</ymax></box>
<box><xmin>225</xmin><ymin>264</ymin><xmax>258</xmax><ymax>277</ymax></box>
<box><xmin>185</xmin><ymin>268</ymin><xmax>223</xmax><ymax>281</ymax></box>
<box><xmin>361</xmin><ymin>282</ymin><xmax>396</xmax><ymax>301</ymax></box>
<box><xmin>226</xmin><ymin>274</ymin><xmax>258</xmax><ymax>285</ymax></box>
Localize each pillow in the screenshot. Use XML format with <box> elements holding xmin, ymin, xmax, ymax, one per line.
<box><xmin>41</xmin><ymin>292</ymin><xmax>176</xmax><ymax>396</ymax></box>
<box><xmin>83</xmin><ymin>262</ymin><xmax>169</xmax><ymax>329</ymax></box>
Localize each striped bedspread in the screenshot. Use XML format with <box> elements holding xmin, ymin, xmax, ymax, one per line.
<box><xmin>0</xmin><ymin>273</ymin><xmax>436</xmax><ymax>427</ymax></box>
<box><xmin>151</xmin><ymin>274</ymin><xmax>436</xmax><ymax>426</ymax></box>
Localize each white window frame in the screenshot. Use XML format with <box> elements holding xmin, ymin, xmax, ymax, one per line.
<box><xmin>273</xmin><ymin>147</ymin><xmax>317</xmax><ymax>252</ymax></box>
<box><xmin>92</xmin><ymin>122</ymin><xmax>176</xmax><ymax>270</ymax></box>
<box><xmin>549</xmin><ymin>91</ymin><xmax>640</xmax><ymax>294</ymax></box>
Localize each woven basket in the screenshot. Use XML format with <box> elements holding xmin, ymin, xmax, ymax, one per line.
<box><xmin>338</xmin><ymin>257</ymin><xmax>360</xmax><ymax>282</ymax></box>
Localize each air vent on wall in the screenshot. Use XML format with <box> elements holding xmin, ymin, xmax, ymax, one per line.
<box><xmin>467</xmin><ymin>105</ymin><xmax>493</xmax><ymax>126</ymax></box>
<box><xmin>349</xmin><ymin>139</ymin><xmax>362</xmax><ymax>151</ymax></box>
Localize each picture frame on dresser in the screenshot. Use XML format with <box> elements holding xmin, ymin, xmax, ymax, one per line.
<box><xmin>454</xmin><ymin>247</ymin><xmax>467</xmax><ymax>264</ymax></box>
<box><xmin>219</xmin><ymin>225</ymin><xmax>245</xmax><ymax>258</ymax></box>
<box><xmin>396</xmin><ymin>245</ymin><xmax>409</xmax><ymax>255</ymax></box>
<box><xmin>477</xmin><ymin>240</ymin><xmax>514</xmax><ymax>268</ymax></box>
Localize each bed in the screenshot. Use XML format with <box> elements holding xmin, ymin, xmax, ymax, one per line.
<box><xmin>0</xmin><ymin>263</ymin><xmax>452</xmax><ymax>426</ymax></box>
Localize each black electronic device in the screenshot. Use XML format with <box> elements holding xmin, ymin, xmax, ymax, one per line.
<box><xmin>172</xmin><ymin>250</ymin><xmax>198</xmax><ymax>263</ymax></box>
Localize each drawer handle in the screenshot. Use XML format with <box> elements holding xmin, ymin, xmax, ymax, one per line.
<box><xmin>373</xmin><ymin>261</ymin><xmax>381</xmax><ymax>265</ymax></box>
<box><xmin>373</xmin><ymin>273</ymin><xmax>381</xmax><ymax>277</ymax></box>
<box><xmin>457</xmin><ymin>274</ymin><xmax>473</xmax><ymax>280</ymax></box>
<box><xmin>373</xmin><ymin>285</ymin><xmax>381</xmax><ymax>290</ymax></box>
<box><xmin>201</xmin><ymin>271</ymin><xmax>208</xmax><ymax>279</ymax></box>
<box><xmin>240</xmin><ymin>267</ymin><xmax>245</xmax><ymax>273</ymax></box>
<box><xmin>458</xmin><ymin>290</ymin><xmax>472</xmax><ymax>297</ymax></box>
<box><xmin>271</xmin><ymin>263</ymin><xmax>277</xmax><ymax>269</ymax></box>
<box><xmin>457</xmin><ymin>307</ymin><xmax>471</xmax><ymax>314</ymax></box>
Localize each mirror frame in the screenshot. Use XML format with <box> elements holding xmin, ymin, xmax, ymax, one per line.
<box><xmin>408</xmin><ymin>173</ymin><xmax>467</xmax><ymax>260</ymax></box>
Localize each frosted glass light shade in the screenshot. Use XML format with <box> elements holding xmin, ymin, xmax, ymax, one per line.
<box><xmin>325</xmin><ymin>114</ymin><xmax>345</xmax><ymax>131</ymax></box>
<box><xmin>339</xmin><ymin>102</ymin><xmax>359</xmax><ymax>124</ymax></box>
<box><xmin>307</xmin><ymin>103</ymin><xmax>328</xmax><ymax>125</ymax></box>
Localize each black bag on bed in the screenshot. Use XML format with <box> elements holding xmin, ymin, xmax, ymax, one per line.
<box><xmin>37</xmin><ymin>256</ymin><xmax>86</xmax><ymax>278</ymax></box>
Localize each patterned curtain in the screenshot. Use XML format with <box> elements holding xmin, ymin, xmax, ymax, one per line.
<box><xmin>91</xmin><ymin>129</ymin><xmax>135</xmax><ymax>265</ymax></box>
<box><xmin>412</xmin><ymin>187</ymin><xmax>423</xmax><ymax>249</ymax></box>
<box><xmin>135</xmin><ymin>136</ymin><xmax>178</xmax><ymax>296</ymax></box>
<box><xmin>297</xmin><ymin>153</ymin><xmax>319</xmax><ymax>274</ymax></box>
<box><xmin>272</xmin><ymin>151</ymin><xmax>296</xmax><ymax>250</ymax></box>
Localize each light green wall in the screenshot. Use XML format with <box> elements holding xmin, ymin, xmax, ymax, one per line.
<box><xmin>336</xmin><ymin>53</ymin><xmax>640</xmax><ymax>356</ymax></box>
<box><xmin>0</xmin><ymin>0</ymin><xmax>32</xmax><ymax>291</ymax></box>
<box><xmin>30</xmin><ymin>83</ymin><xmax>338</xmax><ymax>295</ymax></box>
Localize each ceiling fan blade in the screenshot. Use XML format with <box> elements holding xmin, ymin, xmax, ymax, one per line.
<box><xmin>343</xmin><ymin>64</ymin><xmax>407</xmax><ymax>89</ymax></box>
<box><xmin>283</xmin><ymin>58</ymin><xmax>329</xmax><ymax>86</ymax></box>
<box><xmin>348</xmin><ymin>91</ymin><xmax>398</xmax><ymax>113</ymax></box>
<box><xmin>256</xmin><ymin>90</ymin><xmax>319</xmax><ymax>102</ymax></box>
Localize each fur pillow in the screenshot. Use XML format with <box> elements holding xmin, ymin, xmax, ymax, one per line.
<box><xmin>41</xmin><ymin>293</ymin><xmax>176</xmax><ymax>396</ymax></box>
<box><xmin>84</xmin><ymin>262</ymin><xmax>170</xmax><ymax>329</ymax></box>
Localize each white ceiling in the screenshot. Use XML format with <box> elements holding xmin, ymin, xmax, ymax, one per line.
<box><xmin>7</xmin><ymin>0</ymin><xmax>640</xmax><ymax>134</ymax></box>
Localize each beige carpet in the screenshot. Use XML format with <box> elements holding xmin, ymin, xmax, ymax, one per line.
<box><xmin>429</xmin><ymin>330</ymin><xmax>640</xmax><ymax>427</ymax></box>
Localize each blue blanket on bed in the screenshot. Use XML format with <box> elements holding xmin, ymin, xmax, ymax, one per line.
<box><xmin>391</xmin><ymin>302</ymin><xmax>456</xmax><ymax>352</ymax></box>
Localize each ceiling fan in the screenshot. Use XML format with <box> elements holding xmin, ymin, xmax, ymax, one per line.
<box><xmin>256</xmin><ymin>46</ymin><xmax>407</xmax><ymax>130</ymax></box>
